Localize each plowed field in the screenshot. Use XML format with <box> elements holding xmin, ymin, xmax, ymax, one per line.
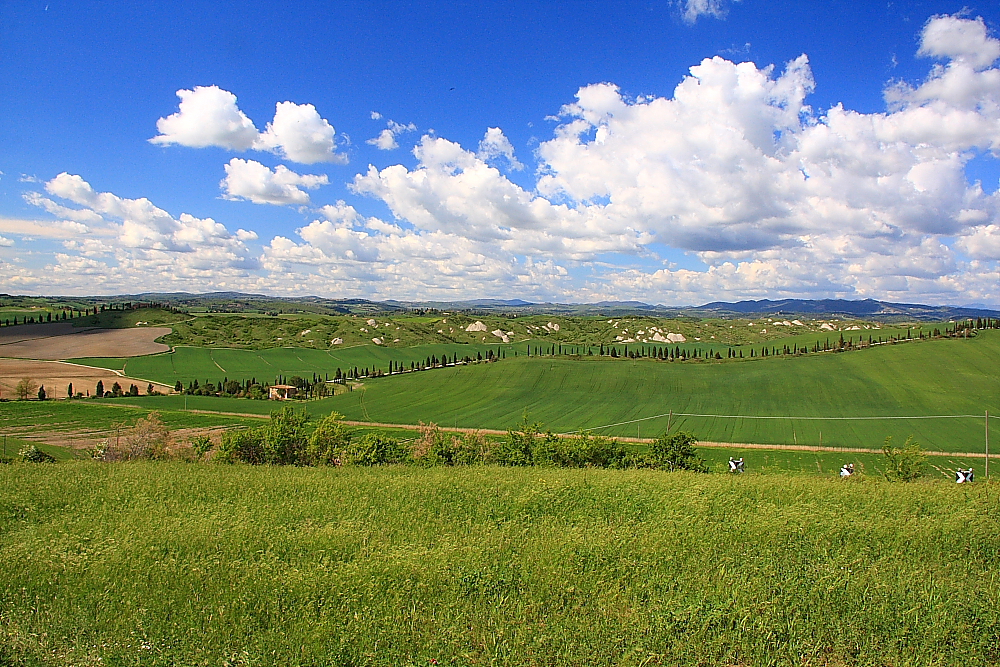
<box><xmin>0</xmin><ymin>323</ymin><xmax>171</xmax><ymax>359</ymax></box>
<box><xmin>0</xmin><ymin>359</ymin><xmax>172</xmax><ymax>399</ymax></box>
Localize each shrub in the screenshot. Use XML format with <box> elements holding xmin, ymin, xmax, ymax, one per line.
<box><xmin>216</xmin><ymin>407</ymin><xmax>310</xmax><ymax>465</ymax></box>
<box><xmin>18</xmin><ymin>445</ymin><xmax>55</xmax><ymax>463</ymax></box>
<box><xmin>648</xmin><ymin>431</ymin><xmax>708</xmax><ymax>472</ymax></box>
<box><xmin>95</xmin><ymin>412</ymin><xmax>171</xmax><ymax>461</ymax></box>
<box><xmin>190</xmin><ymin>434</ymin><xmax>213</xmax><ymax>458</ymax></box>
<box><xmin>550</xmin><ymin>434</ymin><xmax>627</xmax><ymax>468</ymax></box>
<box><xmin>216</xmin><ymin>428</ymin><xmax>265</xmax><ymax>465</ymax></box>
<box><xmin>304</xmin><ymin>412</ymin><xmax>352</xmax><ymax>465</ymax></box>
<box><xmin>413</xmin><ymin>426</ymin><xmax>491</xmax><ymax>466</ymax></box>
<box><xmin>439</xmin><ymin>431</ymin><xmax>491</xmax><ymax>466</ymax></box>
<box><xmin>492</xmin><ymin>418</ymin><xmax>549</xmax><ymax>466</ymax></box>
<box><xmin>881</xmin><ymin>435</ymin><xmax>926</xmax><ymax>482</ymax></box>
<box><xmin>344</xmin><ymin>433</ymin><xmax>407</xmax><ymax>466</ymax></box>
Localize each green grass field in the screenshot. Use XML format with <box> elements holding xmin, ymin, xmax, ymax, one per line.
<box><xmin>1</xmin><ymin>396</ymin><xmax>988</xmax><ymax>477</ymax></box>
<box><xmin>307</xmin><ymin>332</ymin><xmax>1000</xmax><ymax>452</ymax></box>
<box><xmin>0</xmin><ymin>398</ymin><xmax>260</xmax><ymax>437</ymax></box>
<box><xmin>71</xmin><ymin>341</ymin><xmax>520</xmax><ymax>386</ymax></box>
<box><xmin>2</xmin><ymin>463</ymin><xmax>998</xmax><ymax>666</ymax></box>
<box><xmin>68</xmin><ymin>321</ymin><xmax>929</xmax><ymax>389</ymax></box>
<box><xmin>55</xmin><ymin>330</ymin><xmax>1000</xmax><ymax>452</ymax></box>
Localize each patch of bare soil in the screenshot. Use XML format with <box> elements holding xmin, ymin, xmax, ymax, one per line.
<box><xmin>9</xmin><ymin>422</ymin><xmax>232</xmax><ymax>453</ymax></box>
<box><xmin>0</xmin><ymin>326</ymin><xmax>171</xmax><ymax>359</ymax></box>
<box><xmin>0</xmin><ymin>359</ymin><xmax>173</xmax><ymax>400</ymax></box>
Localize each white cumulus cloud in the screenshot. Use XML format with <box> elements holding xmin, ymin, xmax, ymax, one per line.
<box><xmin>221</xmin><ymin>158</ymin><xmax>328</xmax><ymax>205</ymax></box>
<box><xmin>255</xmin><ymin>101</ymin><xmax>345</xmax><ymax>164</ymax></box>
<box><xmin>151</xmin><ymin>87</ymin><xmax>347</xmax><ymax>164</ymax></box>
<box><xmin>24</xmin><ymin>173</ymin><xmax>259</xmax><ymax>291</ymax></box>
<box><xmin>478</xmin><ymin>127</ymin><xmax>523</xmax><ymax>170</ymax></box>
<box><xmin>918</xmin><ymin>15</ymin><xmax>1000</xmax><ymax>70</ymax></box>
<box><xmin>339</xmin><ymin>14</ymin><xmax>1000</xmax><ymax>304</ymax></box>
<box><xmin>16</xmin><ymin>14</ymin><xmax>1000</xmax><ymax>305</ymax></box>
<box><xmin>150</xmin><ymin>86</ymin><xmax>259</xmax><ymax>150</ymax></box>
<box><xmin>366</xmin><ymin>120</ymin><xmax>417</xmax><ymax>150</ymax></box>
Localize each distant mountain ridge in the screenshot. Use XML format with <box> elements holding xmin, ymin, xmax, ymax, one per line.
<box><xmin>691</xmin><ymin>298</ymin><xmax>1000</xmax><ymax>320</ymax></box>
<box><xmin>4</xmin><ymin>292</ymin><xmax>998</xmax><ymax>321</ymax></box>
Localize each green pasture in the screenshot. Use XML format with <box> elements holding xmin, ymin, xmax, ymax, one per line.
<box><xmin>0</xmin><ymin>398</ymin><xmax>257</xmax><ymax>434</ymax></box>
<box><xmin>2</xmin><ymin>463</ymin><xmax>999</xmax><ymax>665</ymax></box>
<box><xmin>311</xmin><ymin>332</ymin><xmax>1000</xmax><ymax>452</ymax></box>
<box><xmin>76</xmin><ymin>305</ymin><xmax>930</xmax><ymax>350</ymax></box>
<box><xmin>71</xmin><ymin>341</ymin><xmax>519</xmax><ymax>385</ymax></box>
<box><xmin>0</xmin><ymin>397</ymin><xmax>989</xmax><ymax>477</ymax></box>
<box><xmin>58</xmin><ymin>330</ymin><xmax>1000</xmax><ymax>452</ymax></box>
<box><xmin>68</xmin><ymin>322</ymin><xmax>925</xmax><ymax>389</ymax></box>
<box><xmin>0</xmin><ymin>435</ymin><xmax>78</xmax><ymax>462</ymax></box>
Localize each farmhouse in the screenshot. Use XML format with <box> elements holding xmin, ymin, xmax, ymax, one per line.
<box><xmin>268</xmin><ymin>384</ymin><xmax>298</xmax><ymax>400</ymax></box>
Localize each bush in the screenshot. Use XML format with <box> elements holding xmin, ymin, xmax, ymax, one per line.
<box><xmin>344</xmin><ymin>433</ymin><xmax>407</xmax><ymax>466</ymax></box>
<box><xmin>412</xmin><ymin>424</ymin><xmax>490</xmax><ymax>466</ymax></box>
<box><xmin>18</xmin><ymin>445</ymin><xmax>55</xmax><ymax>463</ymax></box>
<box><xmin>533</xmin><ymin>433</ymin><xmax>628</xmax><ymax>468</ymax></box>
<box><xmin>216</xmin><ymin>407</ymin><xmax>310</xmax><ymax>465</ymax></box>
<box><xmin>492</xmin><ymin>418</ymin><xmax>550</xmax><ymax>466</ymax></box>
<box><xmin>881</xmin><ymin>435</ymin><xmax>926</xmax><ymax>482</ymax></box>
<box><xmin>304</xmin><ymin>412</ymin><xmax>352</xmax><ymax>465</ymax></box>
<box><xmin>648</xmin><ymin>431</ymin><xmax>708</xmax><ymax>472</ymax></box>
<box><xmin>216</xmin><ymin>428</ymin><xmax>265</xmax><ymax>465</ymax></box>
<box><xmin>94</xmin><ymin>412</ymin><xmax>171</xmax><ymax>461</ymax></box>
<box><xmin>190</xmin><ymin>434</ymin><xmax>213</xmax><ymax>458</ymax></box>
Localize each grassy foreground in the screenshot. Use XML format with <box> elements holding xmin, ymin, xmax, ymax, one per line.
<box><xmin>2</xmin><ymin>463</ymin><xmax>999</xmax><ymax>666</ymax></box>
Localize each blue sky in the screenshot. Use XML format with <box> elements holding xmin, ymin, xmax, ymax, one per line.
<box><xmin>2</xmin><ymin>1</ymin><xmax>1000</xmax><ymax>305</ymax></box>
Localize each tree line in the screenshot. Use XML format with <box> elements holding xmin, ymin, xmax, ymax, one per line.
<box><xmin>0</xmin><ymin>301</ymin><xmax>182</xmax><ymax>327</ymax></box>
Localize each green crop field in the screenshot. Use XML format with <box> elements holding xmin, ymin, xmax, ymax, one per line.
<box><xmin>0</xmin><ymin>399</ymin><xmax>260</xmax><ymax>447</ymax></box>
<box><xmin>308</xmin><ymin>331</ymin><xmax>1000</xmax><ymax>452</ymax></box>
<box><xmin>67</xmin><ymin>321</ymin><xmax>926</xmax><ymax>388</ymax></box>
<box><xmin>2</xmin><ymin>463</ymin><xmax>998</xmax><ymax>666</ymax></box>
<box><xmin>55</xmin><ymin>329</ymin><xmax>1000</xmax><ymax>452</ymax></box>
<box><xmin>2</xmin><ymin>396</ymin><xmax>987</xmax><ymax>477</ymax></box>
<box><xmin>71</xmin><ymin>341</ymin><xmax>520</xmax><ymax>386</ymax></box>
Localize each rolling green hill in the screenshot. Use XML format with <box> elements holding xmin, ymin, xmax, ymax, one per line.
<box><xmin>312</xmin><ymin>332</ymin><xmax>1000</xmax><ymax>452</ymax></box>
<box><xmin>66</xmin><ymin>326</ymin><xmax>997</xmax><ymax>452</ymax></box>
<box><xmin>72</xmin><ymin>341</ymin><xmax>519</xmax><ymax>386</ymax></box>
<box><xmin>114</xmin><ymin>309</ymin><xmax>925</xmax><ymax>350</ymax></box>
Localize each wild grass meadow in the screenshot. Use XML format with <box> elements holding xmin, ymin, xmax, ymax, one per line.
<box><xmin>2</xmin><ymin>462</ymin><xmax>998</xmax><ymax>666</ymax></box>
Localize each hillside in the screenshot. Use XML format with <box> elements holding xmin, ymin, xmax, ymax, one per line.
<box><xmin>319</xmin><ymin>331</ymin><xmax>1000</xmax><ymax>452</ymax></box>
